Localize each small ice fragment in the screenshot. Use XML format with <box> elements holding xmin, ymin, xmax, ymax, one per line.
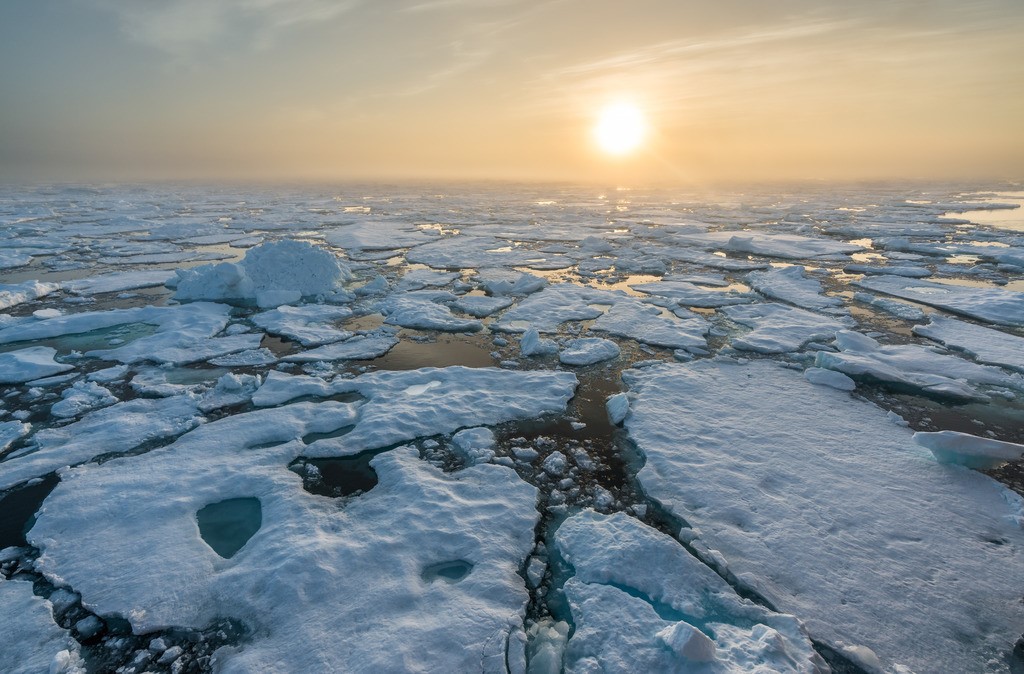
<box><xmin>913</xmin><ymin>430</ymin><xmax>1024</xmax><ymax>469</ymax></box>
<box><xmin>656</xmin><ymin>622</ymin><xmax>717</xmax><ymax>663</ymax></box>
<box><xmin>606</xmin><ymin>392</ymin><xmax>629</xmax><ymax>425</ymax></box>
<box><xmin>520</xmin><ymin>328</ymin><xmax>558</xmax><ymax>357</ymax></box>
<box><xmin>804</xmin><ymin>367</ymin><xmax>856</xmax><ymax>391</ymax></box>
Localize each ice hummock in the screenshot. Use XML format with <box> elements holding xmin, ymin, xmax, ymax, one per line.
<box><xmin>172</xmin><ymin>240</ymin><xmax>351</xmax><ymax>307</ymax></box>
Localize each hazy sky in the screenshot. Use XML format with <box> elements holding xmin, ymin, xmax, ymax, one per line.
<box><xmin>2</xmin><ymin>0</ymin><xmax>1023</xmax><ymax>183</ymax></box>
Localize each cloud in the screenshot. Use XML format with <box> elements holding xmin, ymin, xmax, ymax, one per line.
<box><xmin>85</xmin><ymin>0</ymin><xmax>361</xmax><ymax>54</ymax></box>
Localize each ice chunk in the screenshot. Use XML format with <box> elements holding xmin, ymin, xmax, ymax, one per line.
<box><xmin>0</xmin><ymin>395</ymin><xmax>202</xmax><ymax>491</ymax></box>
<box><xmin>843</xmin><ymin>263</ymin><xmax>931</xmax><ymax>278</ymax></box>
<box><xmin>0</xmin><ymin>579</ymin><xmax>83</xmax><ymax>674</ymax></box>
<box><xmin>282</xmin><ymin>330</ymin><xmax>399</xmax><ymax>362</ymax></box>
<box><xmin>450</xmin><ymin>294</ymin><xmax>513</xmax><ymax>317</ymax></box>
<box><xmin>590</xmin><ymin>301</ymin><xmax>708</xmax><ymax>351</ymax></box>
<box><xmin>0</xmin><ymin>420</ymin><xmax>30</xmax><ymax>453</ymax></box>
<box><xmin>912</xmin><ymin>315</ymin><xmax>1024</xmax><ymax>373</ymax></box>
<box><xmin>622</xmin><ymin>359</ymin><xmax>1024</xmax><ymax>672</ymax></box>
<box><xmin>913</xmin><ymin>430</ymin><xmax>1024</xmax><ymax>469</ymax></box>
<box><xmin>50</xmin><ymin>381</ymin><xmax>117</xmax><ymax>419</ymax></box>
<box><xmin>0</xmin><ymin>280</ymin><xmax>60</xmax><ymax>310</ymax></box>
<box><xmin>173</xmin><ymin>240</ymin><xmax>349</xmax><ymax>304</ymax></box>
<box><xmin>252</xmin><ymin>304</ymin><xmax>353</xmax><ymax>346</ymax></box>
<box><xmin>495</xmin><ymin>284</ymin><xmax>621</xmax><ymax>333</ymax></box>
<box><xmin>803</xmin><ymin>367</ymin><xmax>856</xmax><ymax>391</ymax></box>
<box><xmin>554</xmin><ymin>511</ymin><xmax>823</xmax><ymax>674</ymax></box>
<box><xmin>208</xmin><ymin>348</ymin><xmax>278</xmax><ymax>367</ymax></box>
<box><xmin>559</xmin><ymin>338</ymin><xmax>620</xmax><ymax>366</ymax></box>
<box><xmin>0</xmin><ymin>346</ymin><xmax>74</xmax><ymax>384</ymax></box>
<box><xmin>723</xmin><ymin>303</ymin><xmax>851</xmax><ymax>353</ymax></box>
<box><xmin>815</xmin><ymin>330</ymin><xmax>1022</xmax><ymax>401</ymax></box>
<box><xmin>63</xmin><ymin>270</ymin><xmax>174</xmax><ymax>296</ymax></box>
<box><xmin>852</xmin><ymin>292</ymin><xmax>926</xmax><ymax>320</ymax></box>
<box><xmin>376</xmin><ymin>291</ymin><xmax>482</xmax><ymax>332</ymax></box>
<box><xmin>606</xmin><ymin>392</ymin><xmax>629</xmax><ymax>425</ymax></box>
<box><xmin>856</xmin><ymin>275</ymin><xmax>1024</xmax><ymax>326</ymax></box>
<box><xmin>476</xmin><ymin>269</ymin><xmax>547</xmax><ymax>296</ymax></box>
<box><xmin>451</xmin><ymin>427</ymin><xmax>496</xmax><ymax>466</ymax></box>
<box><xmin>324</xmin><ymin>221</ymin><xmax>437</xmax><ymax>250</ymax></box>
<box><xmin>746</xmin><ymin>266</ymin><xmax>845</xmax><ymax>312</ymax></box>
<box><xmin>520</xmin><ymin>328</ymin><xmax>558</xmax><ymax>357</ymax></box>
<box><xmin>629</xmin><ymin>280</ymin><xmax>754</xmax><ymax>308</ymax></box>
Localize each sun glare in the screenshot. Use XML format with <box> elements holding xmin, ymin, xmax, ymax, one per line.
<box><xmin>594</xmin><ymin>103</ymin><xmax>646</xmax><ymax>156</ymax></box>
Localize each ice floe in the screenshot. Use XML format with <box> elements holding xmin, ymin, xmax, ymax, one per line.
<box><xmin>815</xmin><ymin>330</ymin><xmax>1022</xmax><ymax>401</ymax></box>
<box><xmin>554</xmin><ymin>511</ymin><xmax>825</xmax><ymax>673</ymax></box>
<box><xmin>622</xmin><ymin>359</ymin><xmax>1024</xmax><ymax>673</ymax></box>
<box><xmin>0</xmin><ymin>346</ymin><xmax>74</xmax><ymax>384</ymax></box>
<box><xmin>746</xmin><ymin>266</ymin><xmax>845</xmax><ymax>312</ymax></box>
<box><xmin>29</xmin><ymin>403</ymin><xmax>540</xmax><ymax>671</ymax></box>
<box><xmin>591</xmin><ymin>300</ymin><xmax>708</xmax><ymax>351</ymax></box>
<box><xmin>558</xmin><ymin>338</ymin><xmax>621</xmax><ymax>366</ymax></box>
<box><xmin>857</xmin><ymin>275</ymin><xmax>1024</xmax><ymax>326</ymax></box>
<box><xmin>722</xmin><ymin>304</ymin><xmax>851</xmax><ymax>353</ymax></box>
<box><xmin>914</xmin><ymin>430</ymin><xmax>1024</xmax><ymax>470</ymax></box>
<box><xmin>912</xmin><ymin>315</ymin><xmax>1024</xmax><ymax>373</ymax></box>
<box><xmin>0</xmin><ymin>578</ymin><xmax>83</xmax><ymax>674</ymax></box>
<box><xmin>0</xmin><ymin>280</ymin><xmax>60</xmax><ymax>310</ymax></box>
<box><xmin>252</xmin><ymin>304</ymin><xmax>353</xmax><ymax>346</ymax></box>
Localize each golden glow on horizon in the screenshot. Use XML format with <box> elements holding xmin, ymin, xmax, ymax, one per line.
<box><xmin>594</xmin><ymin>103</ymin><xmax>646</xmax><ymax>156</ymax></box>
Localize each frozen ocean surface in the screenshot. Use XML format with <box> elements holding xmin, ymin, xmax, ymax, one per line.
<box><xmin>0</xmin><ymin>182</ymin><xmax>1023</xmax><ymax>673</ymax></box>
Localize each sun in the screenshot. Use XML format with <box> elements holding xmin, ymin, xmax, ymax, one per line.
<box><xmin>594</xmin><ymin>102</ymin><xmax>646</xmax><ymax>156</ymax></box>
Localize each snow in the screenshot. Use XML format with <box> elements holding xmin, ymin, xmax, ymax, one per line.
<box><xmin>856</xmin><ymin>275</ymin><xmax>1024</xmax><ymax>326</ymax></box>
<box><xmin>746</xmin><ymin>266</ymin><xmax>845</xmax><ymax>312</ymax></box>
<box><xmin>0</xmin><ymin>346</ymin><xmax>74</xmax><ymax>384</ymax></box>
<box><xmin>558</xmin><ymin>338</ymin><xmax>621</xmax><ymax>366</ymax></box>
<box><xmin>0</xmin><ymin>395</ymin><xmax>202</xmax><ymax>491</ymax></box>
<box><xmin>912</xmin><ymin>315</ymin><xmax>1024</xmax><ymax>372</ymax></box>
<box><xmin>0</xmin><ymin>579</ymin><xmax>84</xmax><ymax>674</ymax></box>
<box><xmin>554</xmin><ymin>511</ymin><xmax>824</xmax><ymax>674</ymax></box>
<box><xmin>815</xmin><ymin>330</ymin><xmax>1022</xmax><ymax>401</ymax></box>
<box><xmin>173</xmin><ymin>240</ymin><xmax>350</xmax><ymax>306</ymax></box>
<box><xmin>722</xmin><ymin>303</ymin><xmax>851</xmax><ymax>353</ymax></box>
<box><xmin>28</xmin><ymin>403</ymin><xmax>540</xmax><ymax>672</ymax></box>
<box><xmin>622</xmin><ymin>359</ymin><xmax>1024</xmax><ymax>673</ymax></box>
<box><xmin>0</xmin><ymin>280</ymin><xmax>60</xmax><ymax>310</ymax></box>
<box><xmin>913</xmin><ymin>430</ymin><xmax>1024</xmax><ymax>470</ymax></box>
<box><xmin>590</xmin><ymin>300</ymin><xmax>708</xmax><ymax>351</ymax></box>
<box><xmin>62</xmin><ymin>270</ymin><xmax>174</xmax><ymax>295</ymax></box>
<box><xmin>252</xmin><ymin>304</ymin><xmax>353</xmax><ymax>346</ymax></box>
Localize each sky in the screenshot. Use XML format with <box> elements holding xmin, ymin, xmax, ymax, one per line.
<box><xmin>1</xmin><ymin>0</ymin><xmax>1023</xmax><ymax>184</ymax></box>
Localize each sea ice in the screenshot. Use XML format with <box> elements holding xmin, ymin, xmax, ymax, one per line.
<box><xmin>746</xmin><ymin>266</ymin><xmax>845</xmax><ymax>312</ymax></box>
<box><xmin>324</xmin><ymin>221</ymin><xmax>438</xmax><ymax>250</ymax></box>
<box><xmin>451</xmin><ymin>294</ymin><xmax>514</xmax><ymax>317</ymax></box>
<box><xmin>856</xmin><ymin>275</ymin><xmax>1024</xmax><ymax>326</ymax></box>
<box><xmin>629</xmin><ymin>280</ymin><xmax>754</xmax><ymax>308</ymax></box>
<box><xmin>590</xmin><ymin>301</ymin><xmax>708</xmax><ymax>351</ymax></box>
<box><xmin>851</xmin><ymin>292</ymin><xmax>926</xmax><ymax>320</ymax></box>
<box><xmin>912</xmin><ymin>315</ymin><xmax>1024</xmax><ymax>373</ymax></box>
<box><xmin>0</xmin><ymin>280</ymin><xmax>60</xmax><ymax>310</ymax></box>
<box><xmin>0</xmin><ymin>578</ymin><xmax>84</xmax><ymax>674</ymax></box>
<box><xmin>252</xmin><ymin>304</ymin><xmax>353</xmax><ymax>346</ymax></box>
<box><xmin>173</xmin><ymin>240</ymin><xmax>350</xmax><ymax>307</ymax></box>
<box><xmin>29</xmin><ymin>403</ymin><xmax>539</xmax><ymax>672</ymax></box>
<box><xmin>63</xmin><ymin>270</ymin><xmax>174</xmax><ymax>296</ymax></box>
<box><xmin>558</xmin><ymin>338</ymin><xmax>621</xmax><ymax>366</ymax></box>
<box><xmin>494</xmin><ymin>284</ymin><xmax>621</xmax><ymax>333</ymax></box>
<box><xmin>815</xmin><ymin>330</ymin><xmax>1022</xmax><ymax>401</ymax></box>
<box><xmin>554</xmin><ymin>511</ymin><xmax>824</xmax><ymax>673</ymax></box>
<box><xmin>375</xmin><ymin>291</ymin><xmax>482</xmax><ymax>332</ymax></box>
<box><xmin>0</xmin><ymin>395</ymin><xmax>202</xmax><ymax>491</ymax></box>
<box><xmin>0</xmin><ymin>420</ymin><xmax>30</xmax><ymax>453</ymax></box>
<box><xmin>282</xmin><ymin>330</ymin><xmax>400</xmax><ymax>362</ymax></box>
<box><xmin>520</xmin><ymin>328</ymin><xmax>559</xmax><ymax>357</ymax></box>
<box><xmin>49</xmin><ymin>380</ymin><xmax>118</xmax><ymax>419</ymax></box>
<box><xmin>0</xmin><ymin>346</ymin><xmax>74</xmax><ymax>384</ymax></box>
<box><xmin>622</xmin><ymin>359</ymin><xmax>1024</xmax><ymax>673</ymax></box>
<box><xmin>914</xmin><ymin>430</ymin><xmax>1024</xmax><ymax>470</ymax></box>
<box><xmin>451</xmin><ymin>427</ymin><xmax>496</xmax><ymax>466</ymax></box>
<box><xmin>722</xmin><ymin>304</ymin><xmax>851</xmax><ymax>353</ymax></box>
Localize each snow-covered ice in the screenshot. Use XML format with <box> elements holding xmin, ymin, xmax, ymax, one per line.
<box><xmin>558</xmin><ymin>338</ymin><xmax>621</xmax><ymax>366</ymax></box>
<box><xmin>857</xmin><ymin>275</ymin><xmax>1024</xmax><ymax>326</ymax></box>
<box><xmin>622</xmin><ymin>359</ymin><xmax>1024</xmax><ymax>673</ymax></box>
<box><xmin>912</xmin><ymin>315</ymin><xmax>1024</xmax><ymax>373</ymax></box>
<box><xmin>722</xmin><ymin>303</ymin><xmax>851</xmax><ymax>353</ymax></box>
<box><xmin>252</xmin><ymin>304</ymin><xmax>353</xmax><ymax>346</ymax></box>
<box><xmin>914</xmin><ymin>430</ymin><xmax>1024</xmax><ymax>470</ymax></box>
<box><xmin>0</xmin><ymin>578</ymin><xmax>83</xmax><ymax>674</ymax></box>
<box><xmin>0</xmin><ymin>346</ymin><xmax>74</xmax><ymax>384</ymax></box>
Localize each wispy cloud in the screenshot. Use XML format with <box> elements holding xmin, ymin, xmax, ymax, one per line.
<box><xmin>85</xmin><ymin>0</ymin><xmax>361</xmax><ymax>54</ymax></box>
